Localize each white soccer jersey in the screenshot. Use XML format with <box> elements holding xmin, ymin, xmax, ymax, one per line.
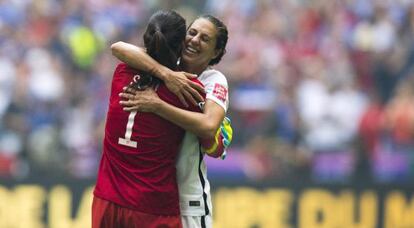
<box><xmin>176</xmin><ymin>68</ymin><xmax>229</xmax><ymax>217</ymax></box>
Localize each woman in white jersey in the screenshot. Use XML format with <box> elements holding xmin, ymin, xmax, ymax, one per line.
<box><xmin>112</xmin><ymin>15</ymin><xmax>230</xmax><ymax>228</ymax></box>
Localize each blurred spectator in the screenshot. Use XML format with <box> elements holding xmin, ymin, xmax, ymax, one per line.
<box><xmin>2</xmin><ymin>0</ymin><xmax>414</xmax><ymax>184</ymax></box>
<box><xmin>0</xmin><ymin>58</ymin><xmax>15</xmax><ymax>119</ymax></box>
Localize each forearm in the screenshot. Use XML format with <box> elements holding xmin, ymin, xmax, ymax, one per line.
<box><xmin>111</xmin><ymin>41</ymin><xmax>171</xmax><ymax>81</ymax></box>
<box><xmin>157</xmin><ymin>101</ymin><xmax>226</xmax><ymax>158</ymax></box>
<box><xmin>155</xmin><ymin>101</ymin><xmax>224</xmax><ymax>139</ymax></box>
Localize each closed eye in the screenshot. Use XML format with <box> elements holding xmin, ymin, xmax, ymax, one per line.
<box><xmin>188</xmin><ymin>29</ymin><xmax>197</xmax><ymax>36</ymax></box>
<box><xmin>201</xmin><ymin>35</ymin><xmax>210</xmax><ymax>42</ymax></box>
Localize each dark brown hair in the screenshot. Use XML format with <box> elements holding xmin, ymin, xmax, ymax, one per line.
<box><xmin>132</xmin><ymin>10</ymin><xmax>186</xmax><ymax>89</ymax></box>
<box><xmin>197</xmin><ymin>15</ymin><xmax>228</xmax><ymax>65</ymax></box>
<box><xmin>144</xmin><ymin>10</ymin><xmax>186</xmax><ymax>70</ymax></box>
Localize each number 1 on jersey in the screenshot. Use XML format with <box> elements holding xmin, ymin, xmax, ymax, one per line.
<box><xmin>118</xmin><ymin>111</ymin><xmax>138</xmax><ymax>148</ymax></box>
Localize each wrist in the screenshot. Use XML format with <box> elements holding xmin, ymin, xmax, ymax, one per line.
<box><xmin>153</xmin><ymin>65</ymin><xmax>170</xmax><ymax>82</ymax></box>
<box><xmin>153</xmin><ymin>99</ymin><xmax>166</xmax><ymax>114</ymax></box>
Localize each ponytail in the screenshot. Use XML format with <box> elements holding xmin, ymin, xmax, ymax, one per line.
<box><xmin>145</xmin><ymin>28</ymin><xmax>178</xmax><ymax>70</ymax></box>
<box><xmin>132</xmin><ymin>10</ymin><xmax>186</xmax><ymax>89</ymax></box>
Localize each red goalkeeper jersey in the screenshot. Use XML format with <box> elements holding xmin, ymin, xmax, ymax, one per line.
<box><xmin>94</xmin><ymin>63</ymin><xmax>202</xmax><ymax>216</ymax></box>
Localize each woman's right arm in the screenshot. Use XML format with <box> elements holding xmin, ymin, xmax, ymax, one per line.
<box><xmin>111</xmin><ymin>41</ymin><xmax>204</xmax><ymax>106</ymax></box>
<box><xmin>111</xmin><ymin>42</ymin><xmax>170</xmax><ymax>81</ymax></box>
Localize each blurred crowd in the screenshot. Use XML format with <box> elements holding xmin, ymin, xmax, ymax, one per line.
<box><xmin>1</xmin><ymin>0</ymin><xmax>414</xmax><ymax>184</ymax></box>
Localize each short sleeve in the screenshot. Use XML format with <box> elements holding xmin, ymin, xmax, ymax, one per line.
<box><xmin>200</xmin><ymin>69</ymin><xmax>229</xmax><ymax>112</ymax></box>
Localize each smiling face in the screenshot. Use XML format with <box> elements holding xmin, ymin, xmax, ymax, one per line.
<box><xmin>181</xmin><ymin>18</ymin><xmax>220</xmax><ymax>74</ymax></box>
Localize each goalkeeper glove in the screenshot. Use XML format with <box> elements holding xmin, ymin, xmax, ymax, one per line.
<box><xmin>200</xmin><ymin>117</ymin><xmax>233</xmax><ymax>160</ymax></box>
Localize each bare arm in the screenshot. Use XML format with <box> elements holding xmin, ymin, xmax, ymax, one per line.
<box><xmin>119</xmin><ymin>88</ymin><xmax>225</xmax><ymax>139</ymax></box>
<box><xmin>111</xmin><ymin>42</ymin><xmax>170</xmax><ymax>81</ymax></box>
<box><xmin>111</xmin><ymin>41</ymin><xmax>204</xmax><ymax>106</ymax></box>
<box><xmin>154</xmin><ymin>100</ymin><xmax>225</xmax><ymax>139</ymax></box>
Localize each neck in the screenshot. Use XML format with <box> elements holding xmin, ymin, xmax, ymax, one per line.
<box><xmin>181</xmin><ymin>62</ymin><xmax>208</xmax><ymax>75</ymax></box>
